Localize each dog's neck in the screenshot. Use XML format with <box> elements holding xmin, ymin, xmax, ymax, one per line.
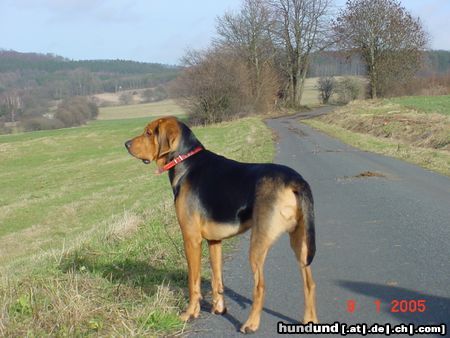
<box><xmin>166</xmin><ymin>123</ymin><xmax>203</xmax><ymax>197</ymax></box>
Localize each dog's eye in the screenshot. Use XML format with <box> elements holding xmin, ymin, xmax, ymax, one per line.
<box><xmin>146</xmin><ymin>130</ymin><xmax>152</xmax><ymax>136</ymax></box>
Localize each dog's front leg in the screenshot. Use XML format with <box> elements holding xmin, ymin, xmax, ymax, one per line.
<box><xmin>208</xmin><ymin>240</ymin><xmax>227</xmax><ymax>315</ymax></box>
<box><xmin>180</xmin><ymin>234</ymin><xmax>202</xmax><ymax>321</ymax></box>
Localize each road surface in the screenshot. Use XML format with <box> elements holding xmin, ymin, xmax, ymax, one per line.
<box><xmin>191</xmin><ymin>108</ymin><xmax>450</xmax><ymax>337</ymax></box>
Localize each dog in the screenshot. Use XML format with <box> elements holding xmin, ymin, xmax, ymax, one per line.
<box><xmin>125</xmin><ymin>116</ymin><xmax>317</xmax><ymax>333</ymax></box>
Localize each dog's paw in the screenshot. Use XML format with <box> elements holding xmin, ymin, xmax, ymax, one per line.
<box><xmin>303</xmin><ymin>316</ymin><xmax>318</xmax><ymax>324</ymax></box>
<box><xmin>180</xmin><ymin>310</ymin><xmax>199</xmax><ymax>322</ymax></box>
<box><xmin>240</xmin><ymin>321</ymin><xmax>259</xmax><ymax>334</ymax></box>
<box><xmin>211</xmin><ymin>298</ymin><xmax>227</xmax><ymax>315</ymax></box>
<box><xmin>212</xmin><ymin>306</ymin><xmax>227</xmax><ymax>315</ymax></box>
<box><xmin>180</xmin><ymin>304</ymin><xmax>201</xmax><ymax>322</ymax></box>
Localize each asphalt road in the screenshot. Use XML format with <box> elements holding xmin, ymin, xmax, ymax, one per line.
<box><xmin>190</xmin><ymin>108</ymin><xmax>450</xmax><ymax>337</ymax></box>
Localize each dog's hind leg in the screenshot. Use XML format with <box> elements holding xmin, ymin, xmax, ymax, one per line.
<box><xmin>208</xmin><ymin>240</ymin><xmax>227</xmax><ymax>315</ymax></box>
<box><xmin>240</xmin><ymin>228</ymin><xmax>273</xmax><ymax>334</ymax></box>
<box><xmin>289</xmin><ymin>224</ymin><xmax>318</xmax><ymax>323</ymax></box>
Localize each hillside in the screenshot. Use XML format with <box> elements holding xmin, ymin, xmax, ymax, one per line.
<box><xmin>0</xmin><ymin>51</ymin><xmax>179</xmax><ymax>97</ymax></box>
<box><xmin>0</xmin><ymin>50</ymin><xmax>180</xmax><ymax>130</ymax></box>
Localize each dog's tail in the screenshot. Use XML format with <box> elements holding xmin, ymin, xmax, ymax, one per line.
<box><xmin>293</xmin><ymin>181</ymin><xmax>316</xmax><ymax>266</ymax></box>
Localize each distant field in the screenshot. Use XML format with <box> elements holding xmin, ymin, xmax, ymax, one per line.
<box><xmin>301</xmin><ymin>76</ymin><xmax>367</xmax><ymax>107</ymax></box>
<box><xmin>0</xmin><ymin>116</ymin><xmax>273</xmax><ymax>336</ymax></box>
<box><xmin>389</xmin><ymin>95</ymin><xmax>450</xmax><ymax>116</ymax></box>
<box><xmin>301</xmin><ymin>77</ymin><xmax>321</xmax><ymax>106</ymax></box>
<box><xmin>98</xmin><ymin>99</ymin><xmax>185</xmax><ymax>120</ymax></box>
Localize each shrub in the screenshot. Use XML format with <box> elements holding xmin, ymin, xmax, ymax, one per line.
<box><xmin>335</xmin><ymin>77</ymin><xmax>362</xmax><ymax>104</ymax></box>
<box><xmin>54</xmin><ymin>96</ymin><xmax>99</xmax><ymax>127</ymax></box>
<box><xmin>171</xmin><ymin>49</ymin><xmax>250</xmax><ymax>124</ymax></box>
<box><xmin>119</xmin><ymin>92</ymin><xmax>133</xmax><ymax>105</ymax></box>
<box><xmin>140</xmin><ymin>86</ymin><xmax>168</xmax><ymax>103</ymax></box>
<box><xmin>22</xmin><ymin>117</ymin><xmax>64</xmax><ymax>131</ymax></box>
<box><xmin>317</xmin><ymin>76</ymin><xmax>336</xmax><ymax>104</ymax></box>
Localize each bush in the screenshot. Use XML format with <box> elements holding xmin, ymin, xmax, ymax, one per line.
<box><xmin>317</xmin><ymin>76</ymin><xmax>336</xmax><ymax>104</ymax></box>
<box><xmin>171</xmin><ymin>49</ymin><xmax>250</xmax><ymax>124</ymax></box>
<box><xmin>335</xmin><ymin>77</ymin><xmax>362</xmax><ymax>104</ymax></box>
<box><xmin>119</xmin><ymin>92</ymin><xmax>133</xmax><ymax>105</ymax></box>
<box><xmin>387</xmin><ymin>73</ymin><xmax>450</xmax><ymax>97</ymax></box>
<box><xmin>0</xmin><ymin>122</ymin><xmax>12</xmax><ymax>134</ymax></box>
<box><xmin>22</xmin><ymin>117</ymin><xmax>64</xmax><ymax>131</ymax></box>
<box><xmin>141</xmin><ymin>86</ymin><xmax>168</xmax><ymax>103</ymax></box>
<box><xmin>54</xmin><ymin>96</ymin><xmax>99</xmax><ymax>127</ymax></box>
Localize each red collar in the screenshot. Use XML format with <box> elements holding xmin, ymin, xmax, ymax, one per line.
<box><xmin>158</xmin><ymin>146</ymin><xmax>203</xmax><ymax>173</ymax></box>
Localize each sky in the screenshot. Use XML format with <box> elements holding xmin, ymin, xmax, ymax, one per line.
<box><xmin>0</xmin><ymin>0</ymin><xmax>449</xmax><ymax>65</ymax></box>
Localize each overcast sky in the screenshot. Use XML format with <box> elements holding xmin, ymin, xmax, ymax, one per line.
<box><xmin>1</xmin><ymin>0</ymin><xmax>449</xmax><ymax>65</ymax></box>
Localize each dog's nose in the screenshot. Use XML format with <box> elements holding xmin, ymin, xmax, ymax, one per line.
<box><xmin>125</xmin><ymin>140</ymin><xmax>132</xmax><ymax>149</ymax></box>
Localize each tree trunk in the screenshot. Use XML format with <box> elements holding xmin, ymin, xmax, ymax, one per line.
<box><xmin>369</xmin><ymin>44</ymin><xmax>377</xmax><ymax>99</ymax></box>
<box><xmin>296</xmin><ymin>58</ymin><xmax>310</xmax><ymax>105</ymax></box>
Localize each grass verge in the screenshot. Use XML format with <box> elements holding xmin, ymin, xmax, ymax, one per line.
<box><xmin>303</xmin><ymin>99</ymin><xmax>450</xmax><ymax>176</ymax></box>
<box><xmin>0</xmin><ymin>117</ymin><xmax>274</xmax><ymax>336</ymax></box>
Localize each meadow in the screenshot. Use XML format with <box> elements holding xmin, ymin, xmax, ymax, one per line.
<box><xmin>97</xmin><ymin>99</ymin><xmax>186</xmax><ymax>120</ymax></box>
<box><xmin>0</xmin><ymin>111</ymin><xmax>274</xmax><ymax>335</ymax></box>
<box><xmin>389</xmin><ymin>94</ymin><xmax>450</xmax><ymax>116</ymax></box>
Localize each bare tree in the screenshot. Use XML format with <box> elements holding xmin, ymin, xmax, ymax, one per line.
<box><xmin>267</xmin><ymin>0</ymin><xmax>333</xmax><ymax>107</ymax></box>
<box><xmin>216</xmin><ymin>0</ymin><xmax>279</xmax><ymax>111</ymax></box>
<box><xmin>172</xmin><ymin>48</ymin><xmax>252</xmax><ymax>124</ymax></box>
<box><xmin>333</xmin><ymin>0</ymin><xmax>427</xmax><ymax>98</ymax></box>
<box><xmin>1</xmin><ymin>91</ymin><xmax>23</xmax><ymax>122</ymax></box>
<box><xmin>317</xmin><ymin>76</ymin><xmax>335</xmax><ymax>103</ymax></box>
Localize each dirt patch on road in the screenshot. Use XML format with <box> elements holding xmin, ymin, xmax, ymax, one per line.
<box><xmin>338</xmin><ymin>171</ymin><xmax>387</xmax><ymax>182</ymax></box>
<box><xmin>354</xmin><ymin>171</ymin><xmax>386</xmax><ymax>178</ymax></box>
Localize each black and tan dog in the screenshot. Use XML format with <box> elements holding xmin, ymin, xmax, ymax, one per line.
<box><xmin>125</xmin><ymin>116</ymin><xmax>317</xmax><ymax>333</ymax></box>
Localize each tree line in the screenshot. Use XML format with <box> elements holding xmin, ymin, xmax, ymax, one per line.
<box><xmin>0</xmin><ymin>51</ymin><xmax>179</xmax><ymax>132</ymax></box>
<box><xmin>172</xmin><ymin>0</ymin><xmax>432</xmax><ymax>124</ymax></box>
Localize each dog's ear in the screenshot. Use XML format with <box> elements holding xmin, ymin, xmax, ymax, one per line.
<box><xmin>156</xmin><ymin>119</ymin><xmax>179</xmax><ymax>158</ymax></box>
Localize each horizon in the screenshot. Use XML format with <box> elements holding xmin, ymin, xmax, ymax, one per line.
<box><xmin>1</xmin><ymin>0</ymin><xmax>449</xmax><ymax>65</ymax></box>
<box><xmin>1</xmin><ymin>48</ymin><xmax>450</xmax><ymax>66</ymax></box>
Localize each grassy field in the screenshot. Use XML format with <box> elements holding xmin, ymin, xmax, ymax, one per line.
<box><xmin>389</xmin><ymin>95</ymin><xmax>450</xmax><ymax>116</ymax></box>
<box><xmin>0</xmin><ymin>116</ymin><xmax>274</xmax><ymax>336</ymax></box>
<box><xmin>98</xmin><ymin>99</ymin><xmax>185</xmax><ymax>120</ymax></box>
<box><xmin>303</xmin><ymin>97</ymin><xmax>450</xmax><ymax>176</ymax></box>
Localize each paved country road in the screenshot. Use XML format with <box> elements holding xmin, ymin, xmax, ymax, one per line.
<box><xmin>190</xmin><ymin>108</ymin><xmax>450</xmax><ymax>337</ymax></box>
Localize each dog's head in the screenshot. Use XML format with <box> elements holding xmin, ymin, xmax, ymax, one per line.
<box><xmin>125</xmin><ymin>116</ymin><xmax>181</xmax><ymax>168</ymax></box>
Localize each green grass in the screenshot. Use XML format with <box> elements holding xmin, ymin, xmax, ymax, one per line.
<box><xmin>389</xmin><ymin>95</ymin><xmax>450</xmax><ymax>116</ymax></box>
<box><xmin>0</xmin><ymin>116</ymin><xmax>274</xmax><ymax>336</ymax></box>
<box><xmin>98</xmin><ymin>99</ymin><xmax>186</xmax><ymax>120</ymax></box>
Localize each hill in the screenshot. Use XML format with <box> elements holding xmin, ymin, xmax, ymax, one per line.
<box><xmin>0</xmin><ymin>50</ymin><xmax>180</xmax><ymax>130</ymax></box>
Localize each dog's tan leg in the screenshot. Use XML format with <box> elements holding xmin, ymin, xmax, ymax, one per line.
<box><xmin>240</xmin><ymin>230</ymin><xmax>273</xmax><ymax>334</ymax></box>
<box><xmin>289</xmin><ymin>226</ymin><xmax>318</xmax><ymax>323</ymax></box>
<box><xmin>208</xmin><ymin>240</ymin><xmax>227</xmax><ymax>314</ymax></box>
<box><xmin>180</xmin><ymin>234</ymin><xmax>202</xmax><ymax>321</ymax></box>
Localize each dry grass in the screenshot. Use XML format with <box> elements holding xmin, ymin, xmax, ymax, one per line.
<box><xmin>92</xmin><ymin>88</ymin><xmax>150</xmax><ymax>106</ymax></box>
<box><xmin>0</xmin><ymin>116</ymin><xmax>274</xmax><ymax>336</ymax></box>
<box><xmin>318</xmin><ymin>100</ymin><xmax>450</xmax><ymax>151</ymax></box>
<box><xmin>97</xmin><ymin>99</ymin><xmax>186</xmax><ymax>120</ymax></box>
<box><xmin>303</xmin><ymin>98</ymin><xmax>450</xmax><ymax>176</ymax></box>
